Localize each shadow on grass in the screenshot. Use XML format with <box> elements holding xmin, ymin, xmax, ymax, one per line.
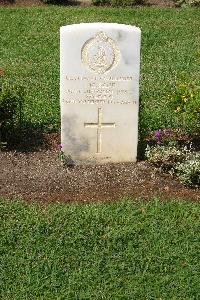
<box><xmin>137</xmin><ymin>140</ymin><xmax>147</xmax><ymax>161</ymax></box>
<box><xmin>2</xmin><ymin>122</ymin><xmax>199</xmax><ymax>156</ymax></box>
<box><xmin>1</xmin><ymin>123</ymin><xmax>59</xmax><ymax>152</ymax></box>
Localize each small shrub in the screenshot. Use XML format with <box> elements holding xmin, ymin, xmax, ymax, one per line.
<box><xmin>176</xmin><ymin>153</ymin><xmax>200</xmax><ymax>187</ymax></box>
<box><xmin>145</xmin><ymin>144</ymin><xmax>188</xmax><ymax>172</ymax></box>
<box><xmin>145</xmin><ymin>142</ymin><xmax>200</xmax><ymax>188</ymax></box>
<box><xmin>173</xmin><ymin>0</ymin><xmax>200</xmax><ymax>7</ymax></box>
<box><xmin>0</xmin><ymin>83</ymin><xmax>17</xmax><ymax>124</ymax></box>
<box><xmin>169</xmin><ymin>79</ymin><xmax>200</xmax><ymax>134</ymax></box>
<box><xmin>92</xmin><ymin>0</ymin><xmax>145</xmax><ymax>6</ymax></box>
<box><xmin>0</xmin><ymin>81</ymin><xmax>24</xmax><ymax>146</ymax></box>
<box><xmin>57</xmin><ymin>144</ymin><xmax>75</xmax><ymax>167</ymax></box>
<box><xmin>147</xmin><ymin>128</ymin><xmax>174</xmax><ymax>146</ymax></box>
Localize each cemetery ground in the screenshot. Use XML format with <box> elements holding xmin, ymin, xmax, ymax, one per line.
<box><xmin>0</xmin><ymin>5</ymin><xmax>200</xmax><ymax>299</ymax></box>
<box><xmin>0</xmin><ymin>5</ymin><xmax>199</xmax><ymax>202</ymax></box>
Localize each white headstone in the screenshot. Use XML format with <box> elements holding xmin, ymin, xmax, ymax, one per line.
<box><xmin>60</xmin><ymin>23</ymin><xmax>141</xmax><ymax>164</ymax></box>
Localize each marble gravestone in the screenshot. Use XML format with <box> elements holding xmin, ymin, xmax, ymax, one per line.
<box><xmin>60</xmin><ymin>23</ymin><xmax>141</xmax><ymax>164</ymax></box>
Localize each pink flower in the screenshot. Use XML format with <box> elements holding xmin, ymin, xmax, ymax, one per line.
<box><xmin>155</xmin><ymin>129</ymin><xmax>161</xmax><ymax>138</ymax></box>
<box><xmin>57</xmin><ymin>144</ymin><xmax>62</xmax><ymax>150</ymax></box>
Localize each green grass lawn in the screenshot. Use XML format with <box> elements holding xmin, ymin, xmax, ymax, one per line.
<box><xmin>0</xmin><ymin>199</ymin><xmax>199</xmax><ymax>299</ymax></box>
<box><xmin>1</xmin><ymin>8</ymin><xmax>199</xmax><ymax>298</ymax></box>
<box><xmin>0</xmin><ymin>6</ymin><xmax>199</xmax><ymax>134</ymax></box>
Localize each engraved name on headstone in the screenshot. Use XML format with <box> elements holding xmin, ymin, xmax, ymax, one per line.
<box><xmin>60</xmin><ymin>23</ymin><xmax>141</xmax><ymax>163</ymax></box>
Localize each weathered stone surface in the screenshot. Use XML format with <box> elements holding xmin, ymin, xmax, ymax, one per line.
<box><xmin>60</xmin><ymin>23</ymin><xmax>141</xmax><ymax>164</ymax></box>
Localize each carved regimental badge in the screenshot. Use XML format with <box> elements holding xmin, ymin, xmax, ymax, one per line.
<box><xmin>81</xmin><ymin>31</ymin><xmax>120</xmax><ymax>74</ymax></box>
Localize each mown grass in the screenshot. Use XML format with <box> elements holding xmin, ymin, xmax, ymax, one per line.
<box><xmin>0</xmin><ymin>198</ymin><xmax>200</xmax><ymax>299</ymax></box>
<box><xmin>0</xmin><ymin>7</ymin><xmax>199</xmax><ymax>134</ymax></box>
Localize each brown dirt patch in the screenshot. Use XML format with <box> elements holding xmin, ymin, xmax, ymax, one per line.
<box><xmin>0</xmin><ymin>133</ymin><xmax>199</xmax><ymax>204</ymax></box>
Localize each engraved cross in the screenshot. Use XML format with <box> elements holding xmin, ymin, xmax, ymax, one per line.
<box><xmin>84</xmin><ymin>107</ymin><xmax>115</xmax><ymax>153</ymax></box>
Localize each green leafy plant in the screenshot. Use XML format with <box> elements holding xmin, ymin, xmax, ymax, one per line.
<box><xmin>176</xmin><ymin>153</ymin><xmax>200</xmax><ymax>187</ymax></box>
<box><xmin>0</xmin><ymin>83</ymin><xmax>17</xmax><ymax>124</ymax></box>
<box><xmin>57</xmin><ymin>144</ymin><xmax>74</xmax><ymax>167</ymax></box>
<box><xmin>148</xmin><ymin>128</ymin><xmax>175</xmax><ymax>146</ymax></box>
<box><xmin>145</xmin><ymin>136</ymin><xmax>199</xmax><ymax>187</ymax></box>
<box><xmin>169</xmin><ymin>79</ymin><xmax>200</xmax><ymax>133</ymax></box>
<box><xmin>173</xmin><ymin>0</ymin><xmax>200</xmax><ymax>7</ymax></box>
<box><xmin>0</xmin><ymin>81</ymin><xmax>24</xmax><ymax>147</ymax></box>
<box><xmin>145</xmin><ymin>144</ymin><xmax>188</xmax><ymax>172</ymax></box>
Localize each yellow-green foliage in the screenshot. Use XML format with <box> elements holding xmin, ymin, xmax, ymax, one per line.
<box><xmin>169</xmin><ymin>79</ymin><xmax>200</xmax><ymax>133</ymax></box>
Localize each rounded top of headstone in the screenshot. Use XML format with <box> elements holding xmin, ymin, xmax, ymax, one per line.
<box><xmin>60</xmin><ymin>23</ymin><xmax>141</xmax><ymax>33</ymax></box>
